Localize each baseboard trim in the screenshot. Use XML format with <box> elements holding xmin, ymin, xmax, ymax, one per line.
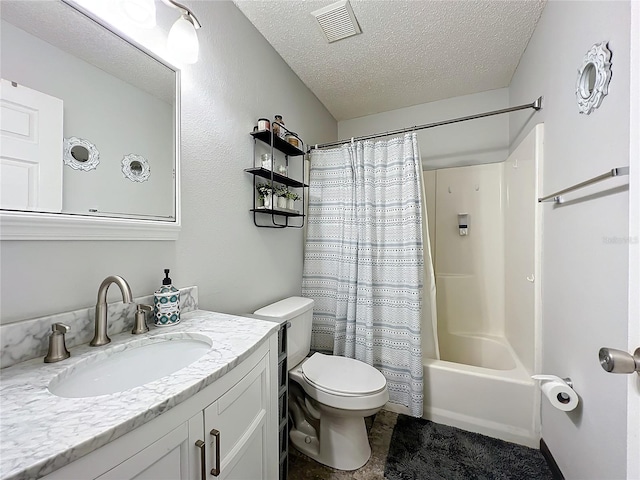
<box><xmin>540</xmin><ymin>438</ymin><xmax>564</xmax><ymax>480</ymax></box>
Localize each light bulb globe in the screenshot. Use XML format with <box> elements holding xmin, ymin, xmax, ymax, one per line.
<box><xmin>168</xmin><ymin>15</ymin><xmax>199</xmax><ymax>64</ymax></box>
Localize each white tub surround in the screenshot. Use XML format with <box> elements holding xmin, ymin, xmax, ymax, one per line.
<box><xmin>0</xmin><ymin>286</ymin><xmax>197</xmax><ymax>369</ymax></box>
<box><xmin>423</xmin><ymin>338</ymin><xmax>537</xmax><ymax>448</ymax></box>
<box><xmin>0</xmin><ymin>310</ymin><xmax>279</xmax><ymax>480</ymax></box>
<box><xmin>421</xmin><ymin>126</ymin><xmax>543</xmax><ymax>448</ymax></box>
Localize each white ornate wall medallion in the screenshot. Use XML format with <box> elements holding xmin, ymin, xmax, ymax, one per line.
<box><xmin>121</xmin><ymin>154</ymin><xmax>150</xmax><ymax>182</ymax></box>
<box><xmin>576</xmin><ymin>42</ymin><xmax>612</xmax><ymax>115</ymax></box>
<box><xmin>63</xmin><ymin>137</ymin><xmax>100</xmax><ymax>171</ymax></box>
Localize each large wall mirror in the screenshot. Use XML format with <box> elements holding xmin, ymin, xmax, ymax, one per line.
<box><xmin>0</xmin><ymin>0</ymin><xmax>180</xmax><ymax>240</ymax></box>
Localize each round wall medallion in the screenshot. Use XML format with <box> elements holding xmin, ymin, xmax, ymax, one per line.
<box><xmin>63</xmin><ymin>137</ymin><xmax>100</xmax><ymax>171</ymax></box>
<box><xmin>576</xmin><ymin>42</ymin><xmax>612</xmax><ymax>115</ymax></box>
<box><xmin>121</xmin><ymin>154</ymin><xmax>150</xmax><ymax>182</ymax></box>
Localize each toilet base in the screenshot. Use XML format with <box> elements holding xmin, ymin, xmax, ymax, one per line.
<box><xmin>290</xmin><ymin>410</ymin><xmax>371</xmax><ymax>471</ymax></box>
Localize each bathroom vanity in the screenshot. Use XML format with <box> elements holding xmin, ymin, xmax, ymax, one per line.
<box><xmin>0</xmin><ymin>309</ymin><xmax>280</xmax><ymax>480</ymax></box>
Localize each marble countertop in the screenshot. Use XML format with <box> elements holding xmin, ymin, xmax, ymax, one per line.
<box><xmin>0</xmin><ymin>310</ymin><xmax>279</xmax><ymax>480</ymax></box>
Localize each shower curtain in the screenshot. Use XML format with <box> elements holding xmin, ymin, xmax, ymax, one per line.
<box><xmin>302</xmin><ymin>133</ymin><xmax>434</xmax><ymax>417</ymax></box>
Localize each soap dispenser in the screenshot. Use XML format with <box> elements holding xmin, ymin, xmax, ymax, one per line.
<box><xmin>153</xmin><ymin>269</ymin><xmax>180</xmax><ymax>327</ymax></box>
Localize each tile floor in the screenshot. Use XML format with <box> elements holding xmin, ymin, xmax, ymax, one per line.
<box><xmin>288</xmin><ymin>410</ymin><xmax>553</xmax><ymax>480</ymax></box>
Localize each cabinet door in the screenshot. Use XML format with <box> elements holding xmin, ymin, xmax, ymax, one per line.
<box><xmin>96</xmin><ymin>413</ymin><xmax>201</xmax><ymax>480</ymax></box>
<box><xmin>204</xmin><ymin>355</ymin><xmax>270</xmax><ymax>479</ymax></box>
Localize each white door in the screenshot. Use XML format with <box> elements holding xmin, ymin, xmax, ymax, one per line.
<box><xmin>0</xmin><ymin>79</ymin><xmax>63</xmax><ymax>212</ymax></box>
<box><xmin>625</xmin><ymin>4</ymin><xmax>640</xmax><ymax>478</ymax></box>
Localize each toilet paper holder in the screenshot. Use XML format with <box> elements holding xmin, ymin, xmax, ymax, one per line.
<box><xmin>532</xmin><ymin>375</ymin><xmax>578</xmax><ymax>411</ymax></box>
<box><xmin>532</xmin><ymin>375</ymin><xmax>574</xmax><ymax>389</ymax></box>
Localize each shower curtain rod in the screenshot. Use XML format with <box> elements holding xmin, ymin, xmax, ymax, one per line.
<box><xmin>308</xmin><ymin>96</ymin><xmax>543</xmax><ymax>151</ymax></box>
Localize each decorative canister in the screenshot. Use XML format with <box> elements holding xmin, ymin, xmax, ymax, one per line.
<box><xmin>257</xmin><ymin>118</ymin><xmax>270</xmax><ymax>131</ymax></box>
<box><xmin>261</xmin><ymin>153</ymin><xmax>272</xmax><ymax>170</ymax></box>
<box><xmin>285</xmin><ymin>134</ymin><xmax>300</xmax><ymax>148</ymax></box>
<box><xmin>273</xmin><ymin>115</ymin><xmax>285</xmax><ymax>138</ymax></box>
<box><xmin>154</xmin><ymin>269</ymin><xmax>180</xmax><ymax>326</ymax></box>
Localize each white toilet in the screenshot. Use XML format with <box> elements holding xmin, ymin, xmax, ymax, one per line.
<box><xmin>253</xmin><ymin>297</ymin><xmax>389</xmax><ymax>471</ymax></box>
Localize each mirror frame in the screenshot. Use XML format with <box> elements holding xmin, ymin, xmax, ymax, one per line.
<box><xmin>122</xmin><ymin>154</ymin><xmax>151</xmax><ymax>183</ymax></box>
<box><xmin>575</xmin><ymin>41</ymin><xmax>612</xmax><ymax>115</ymax></box>
<box><xmin>63</xmin><ymin>137</ymin><xmax>101</xmax><ymax>172</ymax></box>
<box><xmin>0</xmin><ymin>1</ymin><xmax>181</xmax><ymax>241</ymax></box>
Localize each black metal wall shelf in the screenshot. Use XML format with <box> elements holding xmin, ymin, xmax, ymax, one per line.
<box><xmin>244</xmin><ymin>167</ymin><xmax>308</xmax><ymax>188</ymax></box>
<box><xmin>248</xmin><ymin>122</ymin><xmax>307</xmax><ymax>229</ymax></box>
<box><xmin>250</xmin><ymin>207</ymin><xmax>304</xmax><ymax>218</ymax></box>
<box><xmin>250</xmin><ymin>130</ymin><xmax>305</xmax><ymax>157</ymax></box>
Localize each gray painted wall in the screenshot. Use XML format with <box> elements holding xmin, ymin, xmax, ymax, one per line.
<box><xmin>509</xmin><ymin>1</ymin><xmax>631</xmax><ymax>478</ymax></box>
<box><xmin>339</xmin><ymin>88</ymin><xmax>510</xmax><ymax>170</ymax></box>
<box><xmin>0</xmin><ymin>1</ymin><xmax>337</xmax><ymax>324</ymax></box>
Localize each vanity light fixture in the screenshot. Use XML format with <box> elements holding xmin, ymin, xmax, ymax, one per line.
<box><xmin>117</xmin><ymin>0</ymin><xmax>202</xmax><ymax>64</ymax></box>
<box><xmin>162</xmin><ymin>0</ymin><xmax>202</xmax><ymax>64</ymax></box>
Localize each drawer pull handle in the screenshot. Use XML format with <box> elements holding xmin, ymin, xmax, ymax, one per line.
<box><xmin>210</xmin><ymin>428</ymin><xmax>221</xmax><ymax>476</ymax></box>
<box><xmin>195</xmin><ymin>440</ymin><xmax>206</xmax><ymax>480</ymax></box>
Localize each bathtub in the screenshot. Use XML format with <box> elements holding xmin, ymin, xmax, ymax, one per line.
<box><xmin>423</xmin><ymin>332</ymin><xmax>539</xmax><ymax>447</ymax></box>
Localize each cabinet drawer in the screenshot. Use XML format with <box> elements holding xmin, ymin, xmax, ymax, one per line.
<box><xmin>204</xmin><ymin>355</ymin><xmax>267</xmax><ymax>468</ymax></box>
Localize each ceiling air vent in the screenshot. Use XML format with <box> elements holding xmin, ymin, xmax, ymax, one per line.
<box><xmin>311</xmin><ymin>0</ymin><xmax>362</xmax><ymax>44</ymax></box>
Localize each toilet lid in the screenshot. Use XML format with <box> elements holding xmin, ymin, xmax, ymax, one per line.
<box><xmin>301</xmin><ymin>353</ymin><xmax>387</xmax><ymax>395</ymax></box>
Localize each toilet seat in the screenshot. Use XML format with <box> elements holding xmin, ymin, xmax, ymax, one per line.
<box><xmin>301</xmin><ymin>353</ymin><xmax>387</xmax><ymax>396</ymax></box>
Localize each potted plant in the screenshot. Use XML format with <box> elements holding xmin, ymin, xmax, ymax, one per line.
<box><xmin>256</xmin><ymin>183</ymin><xmax>274</xmax><ymax>209</ymax></box>
<box><xmin>274</xmin><ymin>185</ymin><xmax>289</xmax><ymax>209</ymax></box>
<box><xmin>285</xmin><ymin>190</ymin><xmax>300</xmax><ymax>210</ymax></box>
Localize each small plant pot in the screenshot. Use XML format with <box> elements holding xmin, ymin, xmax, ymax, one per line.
<box><xmin>262</xmin><ymin>195</ymin><xmax>273</xmax><ymax>209</ymax></box>
<box><xmin>277</xmin><ymin>197</ymin><xmax>287</xmax><ymax>209</ymax></box>
<box><xmin>287</xmin><ymin>198</ymin><xmax>295</xmax><ymax>210</ymax></box>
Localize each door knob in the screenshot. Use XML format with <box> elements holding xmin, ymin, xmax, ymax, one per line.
<box><xmin>598</xmin><ymin>347</ymin><xmax>640</xmax><ymax>374</ymax></box>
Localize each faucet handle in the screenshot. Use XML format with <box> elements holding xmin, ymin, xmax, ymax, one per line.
<box><xmin>52</xmin><ymin>323</ymin><xmax>69</xmax><ymax>334</ymax></box>
<box><xmin>132</xmin><ymin>304</ymin><xmax>153</xmax><ymax>335</ymax></box>
<box><xmin>44</xmin><ymin>323</ymin><xmax>71</xmax><ymax>363</ymax></box>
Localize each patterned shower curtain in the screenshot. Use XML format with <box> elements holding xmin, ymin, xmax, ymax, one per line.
<box><xmin>302</xmin><ymin>133</ymin><xmax>425</xmax><ymax>417</ymax></box>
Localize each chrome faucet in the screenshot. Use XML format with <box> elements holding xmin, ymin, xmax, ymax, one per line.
<box><xmin>90</xmin><ymin>275</ymin><xmax>133</xmax><ymax>347</ymax></box>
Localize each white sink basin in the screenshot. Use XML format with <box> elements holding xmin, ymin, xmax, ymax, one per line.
<box><xmin>48</xmin><ymin>334</ymin><xmax>212</xmax><ymax>398</ymax></box>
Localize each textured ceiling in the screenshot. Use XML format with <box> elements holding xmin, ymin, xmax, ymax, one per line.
<box><xmin>234</xmin><ymin>0</ymin><xmax>546</xmax><ymax>121</ymax></box>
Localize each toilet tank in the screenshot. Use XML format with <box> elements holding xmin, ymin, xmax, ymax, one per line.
<box><xmin>253</xmin><ymin>297</ymin><xmax>314</xmax><ymax>368</ymax></box>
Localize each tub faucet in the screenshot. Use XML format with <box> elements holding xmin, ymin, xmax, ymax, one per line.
<box><xmin>90</xmin><ymin>275</ymin><xmax>133</xmax><ymax>347</ymax></box>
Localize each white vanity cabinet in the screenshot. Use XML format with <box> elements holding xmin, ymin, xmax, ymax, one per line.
<box><xmin>95</xmin><ymin>418</ymin><xmax>197</xmax><ymax>479</ymax></box>
<box><xmin>41</xmin><ymin>337</ymin><xmax>278</xmax><ymax>480</ymax></box>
